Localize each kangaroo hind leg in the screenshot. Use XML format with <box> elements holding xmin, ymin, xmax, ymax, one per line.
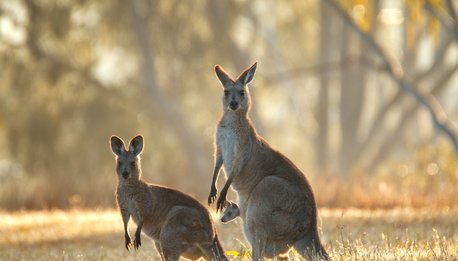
<box><xmin>251</xmin><ymin>230</ymin><xmax>268</xmax><ymax>261</ymax></box>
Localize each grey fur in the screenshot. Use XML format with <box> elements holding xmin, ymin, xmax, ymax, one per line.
<box><xmin>111</xmin><ymin>135</ymin><xmax>227</xmax><ymax>261</ymax></box>
<box><xmin>208</xmin><ymin>63</ymin><xmax>329</xmax><ymax>260</ymax></box>
<box><xmin>220</xmin><ymin>201</ymin><xmax>240</xmax><ymax>223</ymax></box>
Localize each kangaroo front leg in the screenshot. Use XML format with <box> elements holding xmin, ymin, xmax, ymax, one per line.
<box><xmin>217</xmin><ymin>151</ymin><xmax>246</xmax><ymax>212</ymax></box>
<box><xmin>134</xmin><ymin>220</ymin><xmax>143</xmax><ymax>250</ymax></box>
<box><xmin>216</xmin><ymin>174</ymin><xmax>234</xmax><ymax>212</ymax></box>
<box><xmin>209</xmin><ymin>147</ymin><xmax>223</xmax><ymax>205</ymax></box>
<box><xmin>120</xmin><ymin>208</ymin><xmax>132</xmax><ymax>250</ymax></box>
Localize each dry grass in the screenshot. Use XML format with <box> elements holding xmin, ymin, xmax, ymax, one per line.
<box><xmin>0</xmin><ymin>207</ymin><xmax>456</xmax><ymax>260</ymax></box>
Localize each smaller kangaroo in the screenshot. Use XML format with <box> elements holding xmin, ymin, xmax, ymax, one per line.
<box><xmin>110</xmin><ymin>135</ymin><xmax>227</xmax><ymax>261</ymax></box>
<box><xmin>220</xmin><ymin>201</ymin><xmax>240</xmax><ymax>223</ymax></box>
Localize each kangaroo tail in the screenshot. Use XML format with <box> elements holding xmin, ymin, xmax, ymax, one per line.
<box><xmin>295</xmin><ymin>229</ymin><xmax>329</xmax><ymax>261</ymax></box>
<box><xmin>312</xmin><ymin>236</ymin><xmax>329</xmax><ymax>261</ymax></box>
<box><xmin>309</xmin><ymin>228</ymin><xmax>329</xmax><ymax>261</ymax></box>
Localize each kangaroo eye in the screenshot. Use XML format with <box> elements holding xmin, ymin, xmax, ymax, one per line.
<box><xmin>239</xmin><ymin>90</ymin><xmax>245</xmax><ymax>96</ymax></box>
<box><xmin>130</xmin><ymin>161</ymin><xmax>135</xmax><ymax>167</ymax></box>
<box><xmin>224</xmin><ymin>90</ymin><xmax>229</xmax><ymax>96</ymax></box>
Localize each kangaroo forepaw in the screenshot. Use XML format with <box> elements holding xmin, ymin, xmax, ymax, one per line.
<box><xmin>125</xmin><ymin>234</ymin><xmax>133</xmax><ymax>251</ymax></box>
<box><xmin>134</xmin><ymin>234</ymin><xmax>142</xmax><ymax>250</ymax></box>
<box><xmin>208</xmin><ymin>187</ymin><xmax>218</xmax><ymax>205</ymax></box>
<box><xmin>216</xmin><ymin>196</ymin><xmax>227</xmax><ymax>213</ymax></box>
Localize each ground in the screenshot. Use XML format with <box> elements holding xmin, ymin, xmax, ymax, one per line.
<box><xmin>0</xmin><ymin>208</ymin><xmax>456</xmax><ymax>260</ymax></box>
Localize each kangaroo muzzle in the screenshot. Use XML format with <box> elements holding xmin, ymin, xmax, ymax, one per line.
<box><xmin>122</xmin><ymin>171</ymin><xmax>129</xmax><ymax>179</ymax></box>
<box><xmin>229</xmin><ymin>101</ymin><xmax>239</xmax><ymax>111</ymax></box>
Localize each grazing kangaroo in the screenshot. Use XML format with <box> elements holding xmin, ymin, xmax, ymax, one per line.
<box><xmin>110</xmin><ymin>135</ymin><xmax>227</xmax><ymax>261</ymax></box>
<box><xmin>207</xmin><ymin>63</ymin><xmax>329</xmax><ymax>260</ymax></box>
<box><xmin>220</xmin><ymin>201</ymin><xmax>240</xmax><ymax>223</ymax></box>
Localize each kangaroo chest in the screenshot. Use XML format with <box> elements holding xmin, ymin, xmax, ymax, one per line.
<box><xmin>217</xmin><ymin>126</ymin><xmax>242</xmax><ymax>178</ymax></box>
<box><xmin>118</xmin><ymin>188</ymin><xmax>164</xmax><ymax>238</ymax></box>
<box><xmin>117</xmin><ymin>189</ymin><xmax>140</xmax><ymax>219</ymax></box>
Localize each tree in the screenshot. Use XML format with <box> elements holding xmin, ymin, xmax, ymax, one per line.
<box><xmin>318</xmin><ymin>0</ymin><xmax>458</xmax><ymax>171</ymax></box>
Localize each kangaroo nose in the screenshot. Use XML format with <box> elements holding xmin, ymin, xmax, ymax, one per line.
<box><xmin>122</xmin><ymin>171</ymin><xmax>129</xmax><ymax>179</ymax></box>
<box><xmin>229</xmin><ymin>101</ymin><xmax>238</xmax><ymax>110</ymax></box>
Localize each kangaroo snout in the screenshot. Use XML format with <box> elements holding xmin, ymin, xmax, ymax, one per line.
<box><xmin>229</xmin><ymin>101</ymin><xmax>239</xmax><ymax>110</ymax></box>
<box><xmin>220</xmin><ymin>216</ymin><xmax>229</xmax><ymax>223</ymax></box>
<box><xmin>122</xmin><ymin>171</ymin><xmax>129</xmax><ymax>179</ymax></box>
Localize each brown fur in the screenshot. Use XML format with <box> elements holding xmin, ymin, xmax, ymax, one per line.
<box><xmin>110</xmin><ymin>135</ymin><xmax>227</xmax><ymax>261</ymax></box>
<box><xmin>208</xmin><ymin>63</ymin><xmax>329</xmax><ymax>260</ymax></box>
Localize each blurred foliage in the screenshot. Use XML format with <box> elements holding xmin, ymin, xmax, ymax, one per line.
<box><xmin>0</xmin><ymin>0</ymin><xmax>457</xmax><ymax>209</ymax></box>
<box><xmin>310</xmin><ymin>143</ymin><xmax>458</xmax><ymax>209</ymax></box>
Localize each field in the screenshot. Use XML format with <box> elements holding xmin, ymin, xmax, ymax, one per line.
<box><xmin>0</xmin><ymin>207</ymin><xmax>456</xmax><ymax>261</ymax></box>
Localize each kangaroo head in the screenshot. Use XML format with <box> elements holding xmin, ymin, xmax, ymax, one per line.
<box><xmin>214</xmin><ymin>62</ymin><xmax>257</xmax><ymax>114</ymax></box>
<box><xmin>110</xmin><ymin>135</ymin><xmax>144</xmax><ymax>181</ymax></box>
<box><xmin>220</xmin><ymin>202</ymin><xmax>240</xmax><ymax>223</ymax></box>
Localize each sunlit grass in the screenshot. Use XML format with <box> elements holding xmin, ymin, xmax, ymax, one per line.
<box><xmin>1</xmin><ymin>208</ymin><xmax>456</xmax><ymax>260</ymax></box>
<box><xmin>320</xmin><ymin>208</ymin><xmax>458</xmax><ymax>260</ymax></box>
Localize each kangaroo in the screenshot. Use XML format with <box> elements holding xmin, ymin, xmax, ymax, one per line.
<box><xmin>220</xmin><ymin>201</ymin><xmax>240</xmax><ymax>223</ymax></box>
<box><xmin>110</xmin><ymin>135</ymin><xmax>227</xmax><ymax>261</ymax></box>
<box><xmin>207</xmin><ymin>63</ymin><xmax>329</xmax><ymax>260</ymax></box>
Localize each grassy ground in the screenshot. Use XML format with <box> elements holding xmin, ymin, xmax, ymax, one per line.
<box><xmin>0</xmin><ymin>208</ymin><xmax>456</xmax><ymax>260</ymax></box>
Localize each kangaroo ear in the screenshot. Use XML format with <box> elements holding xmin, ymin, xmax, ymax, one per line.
<box><xmin>110</xmin><ymin>135</ymin><xmax>125</xmax><ymax>157</ymax></box>
<box><xmin>237</xmin><ymin>62</ymin><xmax>257</xmax><ymax>85</ymax></box>
<box><xmin>129</xmin><ymin>135</ymin><xmax>144</xmax><ymax>156</ymax></box>
<box><xmin>215</xmin><ymin>65</ymin><xmax>234</xmax><ymax>87</ymax></box>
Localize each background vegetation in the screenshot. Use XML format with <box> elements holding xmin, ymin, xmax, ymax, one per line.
<box><xmin>0</xmin><ymin>0</ymin><xmax>457</xmax><ymax>210</ymax></box>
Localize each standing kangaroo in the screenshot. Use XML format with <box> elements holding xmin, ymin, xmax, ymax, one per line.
<box><xmin>110</xmin><ymin>135</ymin><xmax>227</xmax><ymax>261</ymax></box>
<box><xmin>207</xmin><ymin>63</ymin><xmax>329</xmax><ymax>260</ymax></box>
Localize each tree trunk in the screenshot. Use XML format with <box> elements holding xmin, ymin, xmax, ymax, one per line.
<box><xmin>127</xmin><ymin>0</ymin><xmax>208</xmax><ymax>178</ymax></box>
<box><xmin>339</xmin><ymin>25</ymin><xmax>366</xmax><ymax>173</ymax></box>
<box><xmin>324</xmin><ymin>0</ymin><xmax>458</xmax><ymax>158</ymax></box>
<box><xmin>316</xmin><ymin>2</ymin><xmax>332</xmax><ymax>173</ymax></box>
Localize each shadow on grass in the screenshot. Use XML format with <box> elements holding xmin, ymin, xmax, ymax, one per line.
<box><xmin>0</xmin><ymin>231</ymin><xmax>160</xmax><ymax>261</ymax></box>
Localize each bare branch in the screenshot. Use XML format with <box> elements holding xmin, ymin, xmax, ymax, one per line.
<box><xmin>324</xmin><ymin>0</ymin><xmax>458</xmax><ymax>154</ymax></box>
<box><xmin>369</xmin><ymin>63</ymin><xmax>458</xmax><ymax>167</ymax></box>
<box><xmin>424</xmin><ymin>1</ymin><xmax>458</xmax><ymax>41</ymax></box>
<box><xmin>356</xmin><ymin>37</ymin><xmax>452</xmax><ymax>161</ymax></box>
<box><xmin>446</xmin><ymin>0</ymin><xmax>458</xmax><ymax>27</ymax></box>
<box><xmin>263</xmin><ymin>55</ymin><xmax>381</xmax><ymax>85</ymax></box>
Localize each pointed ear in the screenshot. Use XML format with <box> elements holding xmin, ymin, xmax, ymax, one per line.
<box><xmin>110</xmin><ymin>135</ymin><xmax>125</xmax><ymax>157</ymax></box>
<box><xmin>237</xmin><ymin>62</ymin><xmax>257</xmax><ymax>85</ymax></box>
<box><xmin>129</xmin><ymin>135</ymin><xmax>144</xmax><ymax>156</ymax></box>
<box><xmin>215</xmin><ymin>65</ymin><xmax>234</xmax><ymax>87</ymax></box>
